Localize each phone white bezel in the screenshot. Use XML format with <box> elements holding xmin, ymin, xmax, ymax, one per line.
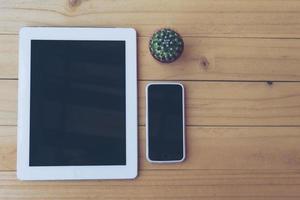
<box><xmin>17</xmin><ymin>27</ymin><xmax>138</xmax><ymax>180</ymax></box>
<box><xmin>145</xmin><ymin>82</ymin><xmax>186</xmax><ymax>163</ymax></box>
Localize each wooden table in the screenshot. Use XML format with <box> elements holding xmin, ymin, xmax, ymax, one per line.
<box><xmin>1</xmin><ymin>0</ymin><xmax>300</xmax><ymax>199</ymax></box>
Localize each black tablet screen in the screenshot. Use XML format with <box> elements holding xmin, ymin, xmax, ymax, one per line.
<box><xmin>29</xmin><ymin>40</ymin><xmax>126</xmax><ymax>166</ymax></box>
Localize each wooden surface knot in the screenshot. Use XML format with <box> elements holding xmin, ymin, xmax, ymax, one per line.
<box><xmin>199</xmin><ymin>56</ymin><xmax>209</xmax><ymax>70</ymax></box>
<box><xmin>267</xmin><ymin>81</ymin><xmax>273</xmax><ymax>86</ymax></box>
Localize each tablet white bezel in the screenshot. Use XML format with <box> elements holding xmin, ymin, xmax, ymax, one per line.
<box><xmin>17</xmin><ymin>27</ymin><xmax>137</xmax><ymax>180</ymax></box>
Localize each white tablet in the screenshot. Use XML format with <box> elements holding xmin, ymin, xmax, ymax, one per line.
<box><xmin>17</xmin><ymin>27</ymin><xmax>137</xmax><ymax>180</ymax></box>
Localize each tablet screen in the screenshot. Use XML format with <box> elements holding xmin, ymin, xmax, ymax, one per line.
<box><xmin>29</xmin><ymin>40</ymin><xmax>126</xmax><ymax>166</ymax></box>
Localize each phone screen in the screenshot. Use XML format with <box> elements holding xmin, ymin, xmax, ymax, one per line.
<box><xmin>147</xmin><ymin>84</ymin><xmax>184</xmax><ymax>161</ymax></box>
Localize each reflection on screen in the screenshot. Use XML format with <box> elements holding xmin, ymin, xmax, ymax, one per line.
<box><xmin>29</xmin><ymin>40</ymin><xmax>126</xmax><ymax>166</ymax></box>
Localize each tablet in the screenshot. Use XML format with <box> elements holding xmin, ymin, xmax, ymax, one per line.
<box><xmin>17</xmin><ymin>27</ymin><xmax>137</xmax><ymax>180</ymax></box>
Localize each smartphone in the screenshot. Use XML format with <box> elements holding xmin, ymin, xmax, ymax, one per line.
<box><xmin>146</xmin><ymin>82</ymin><xmax>185</xmax><ymax>163</ymax></box>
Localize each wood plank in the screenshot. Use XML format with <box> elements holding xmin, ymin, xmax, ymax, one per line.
<box><xmin>0</xmin><ymin>81</ymin><xmax>17</xmax><ymax>126</ymax></box>
<box><xmin>0</xmin><ymin>0</ymin><xmax>300</xmax><ymax>38</ymax></box>
<box><xmin>2</xmin><ymin>169</ymin><xmax>300</xmax><ymax>186</ymax></box>
<box><xmin>2</xmin><ymin>0</ymin><xmax>300</xmax><ymax>13</ymax></box>
<box><xmin>1</xmin><ymin>80</ymin><xmax>300</xmax><ymax>126</ymax></box>
<box><xmin>0</xmin><ymin>126</ymin><xmax>15</xmax><ymax>170</ymax></box>
<box><xmin>141</xmin><ymin>126</ymin><xmax>300</xmax><ymax>170</ymax></box>
<box><xmin>2</xmin><ymin>35</ymin><xmax>300</xmax><ymax>81</ymax></box>
<box><xmin>0</xmin><ymin>170</ymin><xmax>300</xmax><ymax>199</ymax></box>
<box><xmin>2</xmin><ymin>126</ymin><xmax>300</xmax><ymax>171</ymax></box>
<box><xmin>140</xmin><ymin>37</ymin><xmax>300</xmax><ymax>81</ymax></box>
<box><xmin>139</xmin><ymin>81</ymin><xmax>300</xmax><ymax>126</ymax></box>
<box><xmin>0</xmin><ymin>36</ymin><xmax>17</xmax><ymax>79</ymax></box>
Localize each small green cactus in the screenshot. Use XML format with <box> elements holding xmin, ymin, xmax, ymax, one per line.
<box><xmin>149</xmin><ymin>28</ymin><xmax>184</xmax><ymax>63</ymax></box>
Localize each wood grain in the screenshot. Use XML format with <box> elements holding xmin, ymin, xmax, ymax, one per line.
<box><xmin>3</xmin><ymin>169</ymin><xmax>300</xmax><ymax>186</ymax></box>
<box><xmin>0</xmin><ymin>36</ymin><xmax>17</xmax><ymax>79</ymax></box>
<box><xmin>0</xmin><ymin>81</ymin><xmax>17</xmax><ymax>126</ymax></box>
<box><xmin>139</xmin><ymin>37</ymin><xmax>300</xmax><ymax>81</ymax></box>
<box><xmin>0</xmin><ymin>126</ymin><xmax>16</xmax><ymax>171</ymax></box>
<box><xmin>0</xmin><ymin>0</ymin><xmax>300</xmax><ymax>38</ymax></box>
<box><xmin>2</xmin><ymin>35</ymin><xmax>300</xmax><ymax>81</ymax></box>
<box><xmin>1</xmin><ymin>80</ymin><xmax>300</xmax><ymax>126</ymax></box>
<box><xmin>139</xmin><ymin>81</ymin><xmax>300</xmax><ymax>126</ymax></box>
<box><xmin>2</xmin><ymin>126</ymin><xmax>300</xmax><ymax>171</ymax></box>
<box><xmin>1</xmin><ymin>0</ymin><xmax>300</xmax><ymax>199</ymax></box>
<box><xmin>0</xmin><ymin>170</ymin><xmax>300</xmax><ymax>199</ymax></box>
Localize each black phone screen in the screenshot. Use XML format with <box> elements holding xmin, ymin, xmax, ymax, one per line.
<box><xmin>147</xmin><ymin>84</ymin><xmax>184</xmax><ymax>161</ymax></box>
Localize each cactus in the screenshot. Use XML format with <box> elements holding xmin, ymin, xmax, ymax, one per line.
<box><xmin>149</xmin><ymin>28</ymin><xmax>184</xmax><ymax>63</ymax></box>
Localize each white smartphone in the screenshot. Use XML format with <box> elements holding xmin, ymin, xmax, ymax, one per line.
<box><xmin>146</xmin><ymin>82</ymin><xmax>185</xmax><ymax>163</ymax></box>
